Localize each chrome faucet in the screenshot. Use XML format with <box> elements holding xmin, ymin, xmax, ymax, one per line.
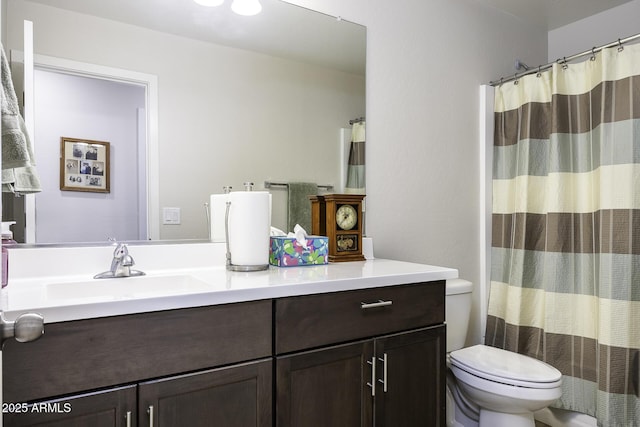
<box><xmin>94</xmin><ymin>243</ymin><xmax>145</xmax><ymax>279</ymax></box>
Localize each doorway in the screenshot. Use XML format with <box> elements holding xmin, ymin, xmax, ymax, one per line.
<box><xmin>4</xmin><ymin>53</ymin><xmax>158</xmax><ymax>243</ymax></box>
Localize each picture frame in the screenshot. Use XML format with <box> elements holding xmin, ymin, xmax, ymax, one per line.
<box><xmin>60</xmin><ymin>137</ymin><xmax>110</xmax><ymax>193</ymax></box>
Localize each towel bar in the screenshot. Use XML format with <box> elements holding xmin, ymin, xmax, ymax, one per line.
<box><xmin>264</xmin><ymin>181</ymin><xmax>333</xmax><ymax>191</ymax></box>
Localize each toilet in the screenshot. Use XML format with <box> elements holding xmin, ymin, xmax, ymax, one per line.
<box><xmin>445</xmin><ymin>279</ymin><xmax>562</xmax><ymax>427</ymax></box>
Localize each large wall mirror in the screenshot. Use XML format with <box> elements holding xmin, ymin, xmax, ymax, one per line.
<box><xmin>1</xmin><ymin>0</ymin><xmax>366</xmax><ymax>244</ymax></box>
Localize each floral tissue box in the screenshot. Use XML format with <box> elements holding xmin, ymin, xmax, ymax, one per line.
<box><xmin>269</xmin><ymin>236</ymin><xmax>329</xmax><ymax>267</ymax></box>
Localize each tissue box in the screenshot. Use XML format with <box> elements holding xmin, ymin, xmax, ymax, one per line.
<box><xmin>269</xmin><ymin>236</ymin><xmax>329</xmax><ymax>267</ymax></box>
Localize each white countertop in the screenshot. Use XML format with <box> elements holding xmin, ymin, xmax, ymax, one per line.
<box><xmin>1</xmin><ymin>242</ymin><xmax>458</xmax><ymax>323</ymax></box>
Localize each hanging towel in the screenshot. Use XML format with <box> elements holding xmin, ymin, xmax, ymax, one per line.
<box><xmin>345</xmin><ymin>121</ymin><xmax>365</xmax><ymax>194</ymax></box>
<box><xmin>287</xmin><ymin>182</ymin><xmax>317</xmax><ymax>233</ymax></box>
<box><xmin>1</xmin><ymin>43</ymin><xmax>41</xmax><ymax>194</ymax></box>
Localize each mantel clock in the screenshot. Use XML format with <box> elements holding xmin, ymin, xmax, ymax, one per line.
<box><xmin>310</xmin><ymin>194</ymin><xmax>365</xmax><ymax>262</ymax></box>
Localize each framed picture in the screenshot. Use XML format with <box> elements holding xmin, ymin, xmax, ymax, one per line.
<box><xmin>60</xmin><ymin>137</ymin><xmax>110</xmax><ymax>193</ymax></box>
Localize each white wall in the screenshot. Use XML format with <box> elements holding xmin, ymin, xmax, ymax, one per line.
<box><xmin>285</xmin><ymin>0</ymin><xmax>548</xmax><ymax>345</ymax></box>
<box><xmin>33</xmin><ymin>70</ymin><xmax>145</xmax><ymax>243</ymax></box>
<box><xmin>548</xmin><ymin>0</ymin><xmax>640</xmax><ymax>61</ymax></box>
<box><xmin>5</xmin><ymin>0</ymin><xmax>550</xmax><ymax>345</ymax></box>
<box><xmin>5</xmin><ymin>0</ymin><xmax>365</xmax><ymax>239</ymax></box>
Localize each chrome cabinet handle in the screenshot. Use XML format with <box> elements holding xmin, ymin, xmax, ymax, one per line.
<box><xmin>366</xmin><ymin>356</ymin><xmax>376</xmax><ymax>397</ymax></box>
<box><xmin>360</xmin><ymin>300</ymin><xmax>393</xmax><ymax>310</ymax></box>
<box><xmin>378</xmin><ymin>353</ymin><xmax>388</xmax><ymax>392</ymax></box>
<box><xmin>0</xmin><ymin>312</ymin><xmax>44</xmax><ymax>344</ymax></box>
<box><xmin>148</xmin><ymin>405</ymin><xmax>154</xmax><ymax>427</ymax></box>
<box><xmin>125</xmin><ymin>411</ymin><xmax>132</xmax><ymax>427</ymax></box>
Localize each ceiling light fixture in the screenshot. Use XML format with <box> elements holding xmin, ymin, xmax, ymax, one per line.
<box><xmin>193</xmin><ymin>0</ymin><xmax>224</xmax><ymax>7</ymax></box>
<box><xmin>231</xmin><ymin>0</ymin><xmax>262</xmax><ymax>16</ymax></box>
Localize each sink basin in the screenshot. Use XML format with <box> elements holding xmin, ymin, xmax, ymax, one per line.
<box><xmin>46</xmin><ymin>275</ymin><xmax>211</xmax><ymax>302</ymax></box>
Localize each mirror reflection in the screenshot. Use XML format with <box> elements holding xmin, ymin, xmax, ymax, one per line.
<box><xmin>2</xmin><ymin>0</ymin><xmax>366</xmax><ymax>244</ymax></box>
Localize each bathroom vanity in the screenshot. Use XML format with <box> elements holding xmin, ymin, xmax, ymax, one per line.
<box><xmin>0</xmin><ymin>243</ymin><xmax>456</xmax><ymax>426</ymax></box>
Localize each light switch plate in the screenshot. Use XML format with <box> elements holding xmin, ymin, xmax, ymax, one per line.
<box><xmin>163</xmin><ymin>207</ymin><xmax>181</xmax><ymax>225</ymax></box>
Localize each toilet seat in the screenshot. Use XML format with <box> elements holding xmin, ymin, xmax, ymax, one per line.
<box><xmin>450</xmin><ymin>363</ymin><xmax>563</xmax><ymax>414</ymax></box>
<box><xmin>450</xmin><ymin>345</ymin><xmax>562</xmax><ymax>389</ymax></box>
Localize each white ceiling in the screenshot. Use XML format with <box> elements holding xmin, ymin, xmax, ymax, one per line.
<box><xmin>24</xmin><ymin>0</ymin><xmax>366</xmax><ymax>75</ymax></box>
<box><xmin>23</xmin><ymin>0</ymin><xmax>632</xmax><ymax>74</ymax></box>
<box><xmin>479</xmin><ymin>0</ymin><xmax>633</xmax><ymax>30</ymax></box>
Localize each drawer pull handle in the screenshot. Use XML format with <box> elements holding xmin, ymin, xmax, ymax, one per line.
<box><xmin>125</xmin><ymin>411</ymin><xmax>132</xmax><ymax>427</ymax></box>
<box><xmin>361</xmin><ymin>300</ymin><xmax>393</xmax><ymax>309</ymax></box>
<box><xmin>148</xmin><ymin>405</ymin><xmax>154</xmax><ymax>427</ymax></box>
<box><xmin>366</xmin><ymin>356</ymin><xmax>376</xmax><ymax>397</ymax></box>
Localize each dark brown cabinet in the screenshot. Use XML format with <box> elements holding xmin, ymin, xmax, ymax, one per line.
<box><xmin>3</xmin><ymin>301</ymin><xmax>272</xmax><ymax>403</ymax></box>
<box><xmin>3</xmin><ymin>359</ymin><xmax>272</xmax><ymax>427</ymax></box>
<box><xmin>3</xmin><ymin>280</ymin><xmax>446</xmax><ymax>427</ymax></box>
<box><xmin>276</xmin><ymin>326</ymin><xmax>445</xmax><ymax>427</ymax></box>
<box><xmin>276</xmin><ymin>340</ymin><xmax>375</xmax><ymax>426</ymax></box>
<box><xmin>374</xmin><ymin>326</ymin><xmax>446</xmax><ymax>426</ymax></box>
<box><xmin>139</xmin><ymin>359</ymin><xmax>272</xmax><ymax>427</ymax></box>
<box><xmin>275</xmin><ymin>281</ymin><xmax>446</xmax><ymax>426</ymax></box>
<box><xmin>3</xmin><ymin>385</ymin><xmax>136</xmax><ymax>427</ymax></box>
<box><xmin>3</xmin><ymin>300</ymin><xmax>272</xmax><ymax>427</ymax></box>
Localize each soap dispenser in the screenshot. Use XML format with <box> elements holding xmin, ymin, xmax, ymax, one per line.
<box><xmin>1</xmin><ymin>221</ymin><xmax>16</xmax><ymax>288</ymax></box>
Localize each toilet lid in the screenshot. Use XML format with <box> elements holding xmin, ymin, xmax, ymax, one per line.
<box><xmin>450</xmin><ymin>345</ymin><xmax>562</xmax><ymax>388</ymax></box>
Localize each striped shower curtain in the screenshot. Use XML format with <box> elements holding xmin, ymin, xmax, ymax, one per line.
<box><xmin>486</xmin><ymin>42</ymin><xmax>640</xmax><ymax>426</ymax></box>
<box><xmin>345</xmin><ymin>121</ymin><xmax>365</xmax><ymax>194</ymax></box>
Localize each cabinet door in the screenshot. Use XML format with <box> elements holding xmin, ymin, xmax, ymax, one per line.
<box><xmin>3</xmin><ymin>385</ymin><xmax>136</xmax><ymax>427</ymax></box>
<box><xmin>276</xmin><ymin>340</ymin><xmax>374</xmax><ymax>427</ymax></box>
<box><xmin>139</xmin><ymin>358</ymin><xmax>272</xmax><ymax>427</ymax></box>
<box><xmin>374</xmin><ymin>326</ymin><xmax>446</xmax><ymax>427</ymax></box>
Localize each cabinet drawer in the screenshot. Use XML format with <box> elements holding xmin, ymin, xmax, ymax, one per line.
<box><xmin>3</xmin><ymin>300</ymin><xmax>272</xmax><ymax>403</ymax></box>
<box><xmin>275</xmin><ymin>281</ymin><xmax>444</xmax><ymax>354</ymax></box>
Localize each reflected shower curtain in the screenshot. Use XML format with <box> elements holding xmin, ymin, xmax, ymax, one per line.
<box><xmin>345</xmin><ymin>121</ymin><xmax>365</xmax><ymax>194</ymax></box>
<box><xmin>486</xmin><ymin>42</ymin><xmax>640</xmax><ymax>426</ymax></box>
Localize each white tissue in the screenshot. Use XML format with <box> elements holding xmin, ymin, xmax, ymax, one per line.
<box><xmin>292</xmin><ymin>224</ymin><xmax>309</xmax><ymax>249</ymax></box>
<box><xmin>270</xmin><ymin>224</ymin><xmax>309</xmax><ymax>249</ymax></box>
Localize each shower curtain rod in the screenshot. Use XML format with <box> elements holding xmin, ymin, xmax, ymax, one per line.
<box><xmin>349</xmin><ymin>117</ymin><xmax>365</xmax><ymax>125</ymax></box>
<box><xmin>490</xmin><ymin>32</ymin><xmax>640</xmax><ymax>86</ymax></box>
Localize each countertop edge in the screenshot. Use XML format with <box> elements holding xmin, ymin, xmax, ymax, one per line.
<box><xmin>2</xmin><ymin>259</ymin><xmax>458</xmax><ymax>323</ymax></box>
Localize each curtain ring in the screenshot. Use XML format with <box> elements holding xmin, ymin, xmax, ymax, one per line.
<box><xmin>561</xmin><ymin>57</ymin><xmax>568</xmax><ymax>70</ymax></box>
<box><xmin>618</xmin><ymin>39</ymin><xmax>624</xmax><ymax>52</ymax></box>
<box><xmin>536</xmin><ymin>66</ymin><xmax>542</xmax><ymax>77</ymax></box>
<box><xmin>513</xmin><ymin>73</ymin><xmax>519</xmax><ymax>85</ymax></box>
<box><xmin>500</xmin><ymin>77</ymin><xmax>504</xmax><ymax>86</ymax></box>
<box><xmin>590</xmin><ymin>47</ymin><xmax>597</xmax><ymax>61</ymax></box>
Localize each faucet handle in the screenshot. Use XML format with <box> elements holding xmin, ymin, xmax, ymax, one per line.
<box><xmin>113</xmin><ymin>243</ymin><xmax>129</xmax><ymax>259</ymax></box>
<box><xmin>95</xmin><ymin>243</ymin><xmax>145</xmax><ymax>279</ymax></box>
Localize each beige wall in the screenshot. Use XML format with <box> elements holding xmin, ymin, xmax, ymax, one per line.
<box><xmin>286</xmin><ymin>0</ymin><xmax>548</xmax><ymax>345</ymax></box>
<box><xmin>5</xmin><ymin>0</ymin><xmax>365</xmax><ymax>239</ymax></box>
<box><xmin>5</xmin><ymin>0</ymin><xmax>552</xmax><ymax>345</ymax></box>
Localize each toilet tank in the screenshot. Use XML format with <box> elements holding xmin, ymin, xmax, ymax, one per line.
<box><xmin>445</xmin><ymin>279</ymin><xmax>473</xmax><ymax>353</ymax></box>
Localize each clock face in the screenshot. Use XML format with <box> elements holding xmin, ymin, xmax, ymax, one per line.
<box><xmin>336</xmin><ymin>204</ymin><xmax>358</xmax><ymax>230</ymax></box>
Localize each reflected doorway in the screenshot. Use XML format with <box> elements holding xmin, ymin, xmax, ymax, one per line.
<box><xmin>3</xmin><ymin>67</ymin><xmax>148</xmax><ymax>243</ymax></box>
